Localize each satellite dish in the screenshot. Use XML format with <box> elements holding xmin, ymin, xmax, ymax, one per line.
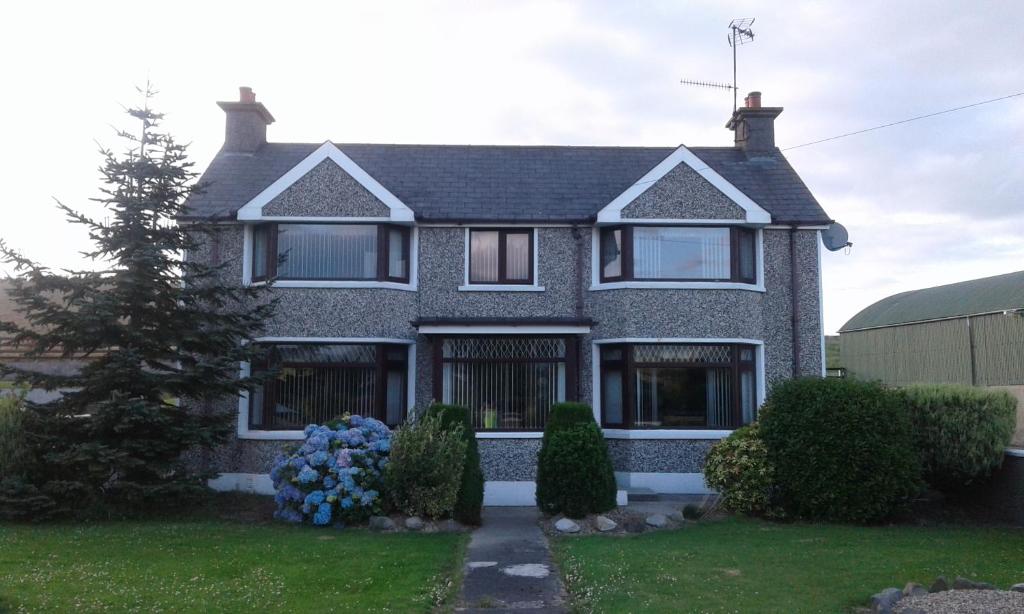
<box><xmin>822</xmin><ymin>222</ymin><xmax>852</xmax><ymax>252</ymax></box>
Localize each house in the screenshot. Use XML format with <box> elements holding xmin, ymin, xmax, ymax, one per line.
<box><xmin>188</xmin><ymin>87</ymin><xmax>831</xmax><ymax>505</ymax></box>
<box><xmin>839</xmin><ymin>270</ymin><xmax>1024</xmax><ymax>448</ymax></box>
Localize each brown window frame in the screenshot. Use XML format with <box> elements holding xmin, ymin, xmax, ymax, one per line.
<box><xmin>468</xmin><ymin>228</ymin><xmax>535</xmax><ymax>285</ymax></box>
<box><xmin>599</xmin><ymin>342</ymin><xmax>758</xmax><ymax>430</ymax></box>
<box><xmin>250</xmin><ymin>223</ymin><xmax>411</xmax><ymax>284</ymax></box>
<box><xmin>249</xmin><ymin>342</ymin><xmax>408</xmax><ymax>430</ymax></box>
<box><xmin>598</xmin><ymin>225</ymin><xmax>757</xmax><ymax>284</ymax></box>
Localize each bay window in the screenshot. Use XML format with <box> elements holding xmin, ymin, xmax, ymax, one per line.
<box><xmin>600</xmin><ymin>343</ymin><xmax>757</xmax><ymax>429</ymax></box>
<box><xmin>249</xmin><ymin>342</ymin><xmax>408</xmax><ymax>430</ymax></box>
<box><xmin>251</xmin><ymin>223</ymin><xmax>410</xmax><ymax>283</ymax></box>
<box><xmin>469</xmin><ymin>229</ymin><xmax>534</xmax><ymax>285</ymax></box>
<box><xmin>436</xmin><ymin>336</ymin><xmax>577</xmax><ymax>431</ymax></box>
<box><xmin>599</xmin><ymin>226</ymin><xmax>756</xmax><ymax>283</ymax></box>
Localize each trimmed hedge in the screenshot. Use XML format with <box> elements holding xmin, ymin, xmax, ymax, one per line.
<box><xmin>703</xmin><ymin>424</ymin><xmax>781</xmax><ymax>518</ymax></box>
<box><xmin>759</xmin><ymin>378</ymin><xmax>921</xmax><ymax>523</ymax></box>
<box><xmin>536</xmin><ymin>403</ymin><xmax>617</xmax><ymax>519</ymax></box>
<box><xmin>427</xmin><ymin>403</ymin><xmax>484</xmax><ymax>525</ymax></box>
<box><xmin>901</xmin><ymin>384</ymin><xmax>1016</xmax><ymax>491</ymax></box>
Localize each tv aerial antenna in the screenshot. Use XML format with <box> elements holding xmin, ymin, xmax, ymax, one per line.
<box><xmin>680</xmin><ymin>18</ymin><xmax>756</xmax><ymax>112</ymax></box>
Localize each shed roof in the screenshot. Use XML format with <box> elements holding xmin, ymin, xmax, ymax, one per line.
<box><xmin>183</xmin><ymin>143</ymin><xmax>831</xmax><ymax>224</ymax></box>
<box><xmin>839</xmin><ymin>270</ymin><xmax>1024</xmax><ymax>332</ymax></box>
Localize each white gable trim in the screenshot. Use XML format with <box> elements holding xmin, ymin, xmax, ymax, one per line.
<box><xmin>596</xmin><ymin>145</ymin><xmax>771</xmax><ymax>225</ymax></box>
<box><xmin>236</xmin><ymin>141</ymin><xmax>415</xmax><ymax>222</ymax></box>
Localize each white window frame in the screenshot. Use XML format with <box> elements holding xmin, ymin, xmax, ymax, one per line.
<box><xmin>237</xmin><ymin>337</ymin><xmax>416</xmax><ymax>440</ymax></box>
<box><xmin>592</xmin><ymin>337</ymin><xmax>766</xmax><ymax>440</ymax></box>
<box><xmin>459</xmin><ymin>227</ymin><xmax>544</xmax><ymax>292</ymax></box>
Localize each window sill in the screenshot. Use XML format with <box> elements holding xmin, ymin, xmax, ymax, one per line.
<box><xmin>475</xmin><ymin>431</ymin><xmax>544</xmax><ymax>439</ymax></box>
<box><xmin>590</xmin><ymin>281</ymin><xmax>764</xmax><ymax>292</ymax></box>
<box><xmin>238</xmin><ymin>429</ymin><xmax>306</xmax><ymax>440</ymax></box>
<box><xmin>458</xmin><ymin>284</ymin><xmax>545</xmax><ymax>292</ymax></box>
<box><xmin>602</xmin><ymin>428</ymin><xmax>734</xmax><ymax>440</ymax></box>
<box><xmin>247</xmin><ymin>280</ymin><xmax>417</xmax><ymax>291</ymax></box>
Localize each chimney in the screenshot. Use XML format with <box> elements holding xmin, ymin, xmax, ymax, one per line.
<box><xmin>216</xmin><ymin>86</ymin><xmax>275</xmax><ymax>152</ymax></box>
<box><xmin>726</xmin><ymin>91</ymin><xmax>783</xmax><ymax>154</ymax></box>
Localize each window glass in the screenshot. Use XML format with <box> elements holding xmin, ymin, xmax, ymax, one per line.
<box><xmin>740</xmin><ymin>369</ymin><xmax>756</xmax><ymax>424</ymax></box>
<box><xmin>505</xmin><ymin>232</ymin><xmax>531</xmax><ymax>281</ymax></box>
<box><xmin>633</xmin><ymin>227</ymin><xmax>730</xmax><ymax>280</ymax></box>
<box><xmin>276</xmin><ymin>224</ymin><xmax>377</xmax><ymax>280</ymax></box>
<box><xmin>388</xmin><ymin>227</ymin><xmax>408</xmax><ymax>280</ymax></box>
<box><xmin>633</xmin><ymin>344</ymin><xmax>732</xmax><ymax>364</ymax></box>
<box><xmin>250</xmin><ymin>343</ymin><xmax>406</xmax><ymax>430</ymax></box>
<box><xmin>602</xmin><ymin>369</ymin><xmax>624</xmax><ymax>425</ymax></box>
<box><xmin>600</xmin><ymin>228</ymin><xmax>623</xmax><ymax>279</ymax></box>
<box><xmin>737</xmin><ymin>229</ymin><xmax>756</xmax><ymax>282</ymax></box>
<box><xmin>635</xmin><ymin>367</ymin><xmax>733</xmax><ymax>428</ymax></box>
<box><xmin>441</xmin><ymin>337</ymin><xmax>567</xmax><ymax>430</ymax></box>
<box><xmin>252</xmin><ymin>225</ymin><xmax>269</xmax><ymax>280</ymax></box>
<box><xmin>469</xmin><ymin>231</ymin><xmax>500</xmax><ymax>283</ymax></box>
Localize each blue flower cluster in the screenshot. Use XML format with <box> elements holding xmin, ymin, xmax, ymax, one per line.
<box><xmin>270</xmin><ymin>415</ymin><xmax>392</xmax><ymax>526</ymax></box>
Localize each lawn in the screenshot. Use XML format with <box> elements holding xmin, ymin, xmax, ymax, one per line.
<box><xmin>0</xmin><ymin>520</ymin><xmax>467</xmax><ymax>612</ymax></box>
<box><xmin>553</xmin><ymin>516</ymin><xmax>1024</xmax><ymax>613</ymax></box>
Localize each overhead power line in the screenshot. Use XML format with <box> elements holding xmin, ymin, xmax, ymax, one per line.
<box><xmin>782</xmin><ymin>91</ymin><xmax>1024</xmax><ymax>151</ymax></box>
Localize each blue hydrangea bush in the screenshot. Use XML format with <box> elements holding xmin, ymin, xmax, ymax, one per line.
<box><xmin>270</xmin><ymin>416</ymin><xmax>392</xmax><ymax>526</ymax></box>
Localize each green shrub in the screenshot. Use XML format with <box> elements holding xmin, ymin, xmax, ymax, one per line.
<box><xmin>901</xmin><ymin>384</ymin><xmax>1016</xmax><ymax>491</ymax></box>
<box><xmin>536</xmin><ymin>403</ymin><xmax>617</xmax><ymax>519</ymax></box>
<box><xmin>0</xmin><ymin>394</ymin><xmax>30</xmax><ymax>479</ymax></box>
<box><xmin>759</xmin><ymin>378</ymin><xmax>922</xmax><ymax>523</ymax></box>
<box><xmin>703</xmin><ymin>424</ymin><xmax>781</xmax><ymax>517</ymax></box>
<box><xmin>385</xmin><ymin>413</ymin><xmax>467</xmax><ymax>519</ymax></box>
<box><xmin>427</xmin><ymin>403</ymin><xmax>484</xmax><ymax>525</ymax></box>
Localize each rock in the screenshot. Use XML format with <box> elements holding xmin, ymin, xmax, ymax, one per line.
<box><xmin>437</xmin><ymin>519</ymin><xmax>461</xmax><ymax>532</ymax></box>
<box><xmin>929</xmin><ymin>576</ymin><xmax>950</xmax><ymax>593</ymax></box>
<box><xmin>903</xmin><ymin>582</ymin><xmax>928</xmax><ymax>598</ymax></box>
<box><xmin>869</xmin><ymin>587</ymin><xmax>902</xmax><ymax>613</ymax></box>
<box><xmin>554</xmin><ymin>518</ymin><xmax>581</xmax><ymax>533</ymax></box>
<box><xmin>645</xmin><ymin>513</ymin><xmax>668</xmax><ymax>528</ymax></box>
<box><xmin>595</xmin><ymin>515</ymin><xmax>617</xmax><ymax>532</ymax></box>
<box><xmin>621</xmin><ymin>515</ymin><xmax>647</xmax><ymax>533</ymax></box>
<box><xmin>368</xmin><ymin>516</ymin><xmax>396</xmax><ymax>531</ymax></box>
<box><xmin>668</xmin><ymin>510</ymin><xmax>686</xmax><ymax>523</ymax></box>
<box><xmin>404</xmin><ymin>516</ymin><xmax>424</xmax><ymax>531</ymax></box>
<box><xmin>953</xmin><ymin>576</ymin><xmax>995</xmax><ymax>590</ymax></box>
<box><xmin>1010</xmin><ymin>583</ymin><xmax>1024</xmax><ymax>593</ymax></box>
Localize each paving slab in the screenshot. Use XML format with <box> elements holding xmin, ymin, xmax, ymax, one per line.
<box><xmin>457</xmin><ymin>507</ymin><xmax>566</xmax><ymax>613</ymax></box>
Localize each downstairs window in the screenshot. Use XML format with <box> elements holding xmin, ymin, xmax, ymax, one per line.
<box><xmin>249</xmin><ymin>343</ymin><xmax>408</xmax><ymax>430</ymax></box>
<box><xmin>436</xmin><ymin>336</ymin><xmax>578</xmax><ymax>431</ymax></box>
<box><xmin>600</xmin><ymin>343</ymin><xmax>757</xmax><ymax>429</ymax></box>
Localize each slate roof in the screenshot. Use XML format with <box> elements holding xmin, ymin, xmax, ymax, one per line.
<box><xmin>840</xmin><ymin>270</ymin><xmax>1024</xmax><ymax>332</ymax></box>
<box><xmin>183</xmin><ymin>143</ymin><xmax>831</xmax><ymax>224</ymax></box>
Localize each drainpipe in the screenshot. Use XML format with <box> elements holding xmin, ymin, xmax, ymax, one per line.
<box><xmin>789</xmin><ymin>226</ymin><xmax>802</xmax><ymax>377</ymax></box>
<box><xmin>571</xmin><ymin>226</ymin><xmax>585</xmax><ymax>319</ymax></box>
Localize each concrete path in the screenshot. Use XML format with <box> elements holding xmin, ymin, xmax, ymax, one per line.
<box><xmin>457</xmin><ymin>507</ymin><xmax>567</xmax><ymax>613</ymax></box>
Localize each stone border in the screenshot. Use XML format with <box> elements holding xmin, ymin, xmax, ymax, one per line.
<box><xmin>869</xmin><ymin>576</ymin><xmax>1024</xmax><ymax>613</ymax></box>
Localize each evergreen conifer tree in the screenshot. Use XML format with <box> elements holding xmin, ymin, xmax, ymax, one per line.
<box><xmin>0</xmin><ymin>86</ymin><xmax>274</xmax><ymax>516</ymax></box>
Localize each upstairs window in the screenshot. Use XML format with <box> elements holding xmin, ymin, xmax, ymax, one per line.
<box><xmin>251</xmin><ymin>223</ymin><xmax>410</xmax><ymax>283</ymax></box>
<box><xmin>599</xmin><ymin>226</ymin><xmax>756</xmax><ymax>284</ymax></box>
<box><xmin>469</xmin><ymin>229</ymin><xmax>534</xmax><ymax>285</ymax></box>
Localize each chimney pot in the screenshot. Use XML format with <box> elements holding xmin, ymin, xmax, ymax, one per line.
<box><xmin>239</xmin><ymin>86</ymin><xmax>256</xmax><ymax>104</ymax></box>
<box><xmin>745</xmin><ymin>91</ymin><xmax>762</xmax><ymax>109</ymax></box>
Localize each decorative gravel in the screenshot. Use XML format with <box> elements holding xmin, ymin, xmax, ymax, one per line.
<box><xmin>894</xmin><ymin>590</ymin><xmax>1024</xmax><ymax>613</ymax></box>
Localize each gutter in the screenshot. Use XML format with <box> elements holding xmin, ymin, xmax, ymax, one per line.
<box><xmin>789</xmin><ymin>226</ymin><xmax>802</xmax><ymax>377</ymax></box>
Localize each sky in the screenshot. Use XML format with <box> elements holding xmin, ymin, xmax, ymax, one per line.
<box><xmin>1</xmin><ymin>0</ymin><xmax>1021</xmax><ymax>334</ymax></box>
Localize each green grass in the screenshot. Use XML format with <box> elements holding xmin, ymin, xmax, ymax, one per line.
<box><xmin>553</xmin><ymin>517</ymin><xmax>1024</xmax><ymax>613</ymax></box>
<box><xmin>0</xmin><ymin>520</ymin><xmax>467</xmax><ymax>612</ymax></box>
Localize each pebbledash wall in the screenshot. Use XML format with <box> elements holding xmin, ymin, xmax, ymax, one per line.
<box><xmin>194</xmin><ymin>162</ymin><xmax>825</xmax><ymax>505</ymax></box>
